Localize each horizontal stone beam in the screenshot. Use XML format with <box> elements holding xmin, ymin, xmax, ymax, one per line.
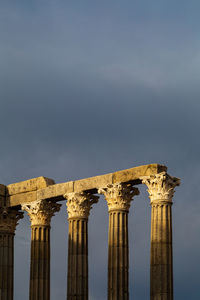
<box><xmin>7</xmin><ymin>177</ymin><xmax>55</xmax><ymax>195</ymax></box>
<box><xmin>5</xmin><ymin>164</ymin><xmax>167</xmax><ymax>207</ymax></box>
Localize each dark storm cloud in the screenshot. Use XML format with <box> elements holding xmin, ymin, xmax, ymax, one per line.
<box><xmin>1</xmin><ymin>1</ymin><xmax>200</xmax><ymax>299</ymax></box>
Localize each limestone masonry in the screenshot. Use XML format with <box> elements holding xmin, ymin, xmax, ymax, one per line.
<box><xmin>0</xmin><ymin>163</ymin><xmax>180</xmax><ymax>300</ymax></box>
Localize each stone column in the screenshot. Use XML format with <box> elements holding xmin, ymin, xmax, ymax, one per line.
<box><xmin>98</xmin><ymin>183</ymin><xmax>139</xmax><ymax>300</ymax></box>
<box><xmin>142</xmin><ymin>172</ymin><xmax>180</xmax><ymax>300</ymax></box>
<box><xmin>22</xmin><ymin>200</ymin><xmax>61</xmax><ymax>300</ymax></box>
<box><xmin>64</xmin><ymin>192</ymin><xmax>99</xmax><ymax>300</ymax></box>
<box><xmin>0</xmin><ymin>207</ymin><xmax>23</xmax><ymax>300</ymax></box>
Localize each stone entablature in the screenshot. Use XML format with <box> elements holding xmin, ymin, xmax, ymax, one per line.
<box><xmin>7</xmin><ymin>177</ymin><xmax>55</xmax><ymax>196</ymax></box>
<box><xmin>5</xmin><ymin>164</ymin><xmax>166</xmax><ymax>207</ymax></box>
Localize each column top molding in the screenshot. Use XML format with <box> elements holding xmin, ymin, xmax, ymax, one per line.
<box><xmin>0</xmin><ymin>207</ymin><xmax>23</xmax><ymax>233</ymax></box>
<box><xmin>64</xmin><ymin>192</ymin><xmax>99</xmax><ymax>219</ymax></box>
<box><xmin>98</xmin><ymin>183</ymin><xmax>139</xmax><ymax>211</ymax></box>
<box><xmin>22</xmin><ymin>200</ymin><xmax>61</xmax><ymax>226</ymax></box>
<box><xmin>3</xmin><ymin>164</ymin><xmax>167</xmax><ymax>207</ymax></box>
<box><xmin>141</xmin><ymin>172</ymin><xmax>180</xmax><ymax>203</ymax></box>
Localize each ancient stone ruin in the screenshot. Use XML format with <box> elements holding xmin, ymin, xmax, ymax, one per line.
<box><xmin>0</xmin><ymin>164</ymin><xmax>180</xmax><ymax>300</ymax></box>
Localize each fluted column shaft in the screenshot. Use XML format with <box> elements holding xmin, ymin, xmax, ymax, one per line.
<box><xmin>150</xmin><ymin>202</ymin><xmax>173</xmax><ymax>300</ymax></box>
<box><xmin>67</xmin><ymin>218</ymin><xmax>88</xmax><ymax>300</ymax></box>
<box><xmin>0</xmin><ymin>232</ymin><xmax>14</xmax><ymax>300</ymax></box>
<box><xmin>0</xmin><ymin>208</ymin><xmax>23</xmax><ymax>300</ymax></box>
<box><xmin>99</xmin><ymin>183</ymin><xmax>139</xmax><ymax>300</ymax></box>
<box><xmin>30</xmin><ymin>225</ymin><xmax>50</xmax><ymax>300</ymax></box>
<box><xmin>64</xmin><ymin>192</ymin><xmax>99</xmax><ymax>300</ymax></box>
<box><xmin>108</xmin><ymin>210</ymin><xmax>129</xmax><ymax>300</ymax></box>
<box><xmin>22</xmin><ymin>200</ymin><xmax>61</xmax><ymax>300</ymax></box>
<box><xmin>142</xmin><ymin>172</ymin><xmax>180</xmax><ymax>300</ymax></box>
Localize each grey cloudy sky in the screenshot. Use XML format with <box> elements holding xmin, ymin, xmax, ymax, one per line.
<box><xmin>0</xmin><ymin>0</ymin><xmax>200</xmax><ymax>299</ymax></box>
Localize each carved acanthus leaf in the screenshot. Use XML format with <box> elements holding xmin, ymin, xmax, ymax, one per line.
<box><xmin>141</xmin><ymin>172</ymin><xmax>180</xmax><ymax>203</ymax></box>
<box><xmin>98</xmin><ymin>183</ymin><xmax>139</xmax><ymax>211</ymax></box>
<box><xmin>0</xmin><ymin>207</ymin><xmax>23</xmax><ymax>233</ymax></box>
<box><xmin>64</xmin><ymin>192</ymin><xmax>99</xmax><ymax>219</ymax></box>
<box><xmin>22</xmin><ymin>200</ymin><xmax>61</xmax><ymax>226</ymax></box>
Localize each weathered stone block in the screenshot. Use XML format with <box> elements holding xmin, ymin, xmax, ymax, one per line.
<box><xmin>5</xmin><ymin>164</ymin><xmax>168</xmax><ymax>207</ymax></box>
<box><xmin>37</xmin><ymin>181</ymin><xmax>74</xmax><ymax>200</ymax></box>
<box><xmin>7</xmin><ymin>177</ymin><xmax>55</xmax><ymax>195</ymax></box>
<box><xmin>113</xmin><ymin>164</ymin><xmax>167</xmax><ymax>184</ymax></box>
<box><xmin>8</xmin><ymin>191</ymin><xmax>37</xmax><ymax>207</ymax></box>
<box><xmin>73</xmin><ymin>173</ymin><xmax>113</xmax><ymax>192</ymax></box>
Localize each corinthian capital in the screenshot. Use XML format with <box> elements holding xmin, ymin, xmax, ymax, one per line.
<box><xmin>64</xmin><ymin>192</ymin><xmax>99</xmax><ymax>219</ymax></box>
<box><xmin>141</xmin><ymin>172</ymin><xmax>180</xmax><ymax>204</ymax></box>
<box><xmin>22</xmin><ymin>200</ymin><xmax>61</xmax><ymax>226</ymax></box>
<box><xmin>0</xmin><ymin>207</ymin><xmax>23</xmax><ymax>233</ymax></box>
<box><xmin>98</xmin><ymin>183</ymin><xmax>139</xmax><ymax>212</ymax></box>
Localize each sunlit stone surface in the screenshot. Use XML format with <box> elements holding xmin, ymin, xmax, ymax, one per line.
<box><xmin>22</xmin><ymin>201</ymin><xmax>61</xmax><ymax>300</ymax></box>
<box><xmin>0</xmin><ymin>207</ymin><xmax>23</xmax><ymax>300</ymax></box>
<box><xmin>64</xmin><ymin>192</ymin><xmax>99</xmax><ymax>300</ymax></box>
<box><xmin>99</xmin><ymin>183</ymin><xmax>139</xmax><ymax>300</ymax></box>
<box><xmin>0</xmin><ymin>164</ymin><xmax>180</xmax><ymax>300</ymax></box>
<box><xmin>141</xmin><ymin>172</ymin><xmax>180</xmax><ymax>300</ymax></box>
